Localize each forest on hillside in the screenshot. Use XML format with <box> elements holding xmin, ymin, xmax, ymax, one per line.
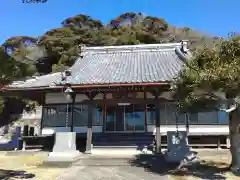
<box><xmin>0</xmin><ymin>12</ymin><xmax>220</xmax><ymax>116</ymax></box>
<box><xmin>1</xmin><ymin>12</ymin><xmax>219</xmax><ymax>78</ymax></box>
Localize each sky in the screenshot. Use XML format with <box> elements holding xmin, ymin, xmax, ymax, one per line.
<box><xmin>0</xmin><ymin>0</ymin><xmax>239</xmax><ymax>44</ymax></box>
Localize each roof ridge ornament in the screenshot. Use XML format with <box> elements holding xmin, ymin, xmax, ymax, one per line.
<box><xmin>180</xmin><ymin>40</ymin><xmax>188</xmax><ymax>53</ymax></box>
<box><xmin>84</xmin><ymin>42</ymin><xmax>183</xmax><ymax>52</ymax></box>
<box><xmin>79</xmin><ymin>44</ymin><xmax>87</xmax><ymax>58</ymax></box>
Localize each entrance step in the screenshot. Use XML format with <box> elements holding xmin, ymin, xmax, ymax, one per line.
<box><xmin>92</xmin><ymin>133</ymin><xmax>154</xmax><ymax>148</ymax></box>
<box><xmin>90</xmin><ymin>147</ymin><xmax>153</xmax><ymax>158</ymax></box>
<box><xmin>93</xmin><ymin>145</ymin><xmax>140</xmax><ymax>148</ymax></box>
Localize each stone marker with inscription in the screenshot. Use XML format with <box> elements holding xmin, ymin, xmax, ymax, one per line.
<box><xmin>165</xmin><ymin>131</ymin><xmax>198</xmax><ymax>165</ymax></box>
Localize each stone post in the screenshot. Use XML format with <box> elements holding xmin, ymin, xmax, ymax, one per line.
<box><xmin>85</xmin><ymin>104</ymin><xmax>93</xmax><ymax>154</ymax></box>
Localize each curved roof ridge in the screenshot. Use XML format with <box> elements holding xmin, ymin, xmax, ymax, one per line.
<box><xmin>83</xmin><ymin>42</ymin><xmax>183</xmax><ymax>53</ymax></box>
<box><xmin>87</xmin><ymin>48</ymin><xmax>178</xmax><ymax>55</ymax></box>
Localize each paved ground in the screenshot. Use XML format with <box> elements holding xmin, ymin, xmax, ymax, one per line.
<box><xmin>56</xmin><ymin>150</ymin><xmax>173</xmax><ymax>180</ymax></box>
<box><xmin>56</xmin><ymin>158</ymin><xmax>170</xmax><ymax>180</ymax></box>
<box><xmin>57</xmin><ymin>166</ymin><xmax>170</xmax><ymax>180</ymax></box>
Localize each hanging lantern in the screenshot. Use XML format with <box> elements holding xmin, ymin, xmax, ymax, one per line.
<box><xmin>64</xmin><ymin>86</ymin><xmax>73</xmax><ymax>103</ymax></box>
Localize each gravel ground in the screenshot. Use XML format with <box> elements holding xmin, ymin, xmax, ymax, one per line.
<box><xmin>0</xmin><ymin>149</ymin><xmax>236</xmax><ymax>180</ymax></box>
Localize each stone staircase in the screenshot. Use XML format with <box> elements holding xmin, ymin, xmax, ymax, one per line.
<box><xmin>92</xmin><ymin>133</ymin><xmax>154</xmax><ymax>149</ymax></box>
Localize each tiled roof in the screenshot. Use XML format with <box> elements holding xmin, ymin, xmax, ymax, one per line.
<box><xmin>8</xmin><ymin>42</ymin><xmax>190</xmax><ymax>89</ymax></box>
<box><xmin>8</xmin><ymin>73</ymin><xmax>62</xmax><ymax>88</ymax></box>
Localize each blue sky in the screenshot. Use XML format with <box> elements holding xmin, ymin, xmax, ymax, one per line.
<box><xmin>0</xmin><ymin>0</ymin><xmax>239</xmax><ymax>44</ymax></box>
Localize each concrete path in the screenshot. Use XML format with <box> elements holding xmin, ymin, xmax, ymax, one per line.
<box><xmin>57</xmin><ymin>165</ymin><xmax>170</xmax><ymax>180</ymax></box>
<box><xmin>56</xmin><ymin>149</ymin><xmax>171</xmax><ymax>180</ymax></box>
<box><xmin>57</xmin><ymin>161</ymin><xmax>170</xmax><ymax>180</ymax></box>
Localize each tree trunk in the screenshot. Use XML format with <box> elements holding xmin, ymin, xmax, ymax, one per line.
<box><xmin>229</xmin><ymin>106</ymin><xmax>240</xmax><ymax>173</ymax></box>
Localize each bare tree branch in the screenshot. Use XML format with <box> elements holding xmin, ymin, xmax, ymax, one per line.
<box><xmin>219</xmin><ymin>96</ymin><xmax>240</xmax><ymax>113</ymax></box>
<box><xmin>220</xmin><ymin>104</ymin><xmax>237</xmax><ymax>113</ymax></box>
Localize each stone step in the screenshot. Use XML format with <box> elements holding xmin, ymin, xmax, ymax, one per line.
<box><xmin>92</xmin><ymin>135</ymin><xmax>153</xmax><ymax>140</ymax></box>
<box><xmin>92</xmin><ymin>133</ymin><xmax>154</xmax><ymax>148</ymax></box>
<box><xmin>93</xmin><ymin>139</ymin><xmax>153</xmax><ymax>144</ymax></box>
<box><xmin>93</xmin><ymin>139</ymin><xmax>153</xmax><ymax>143</ymax></box>
<box><xmin>93</xmin><ymin>143</ymin><xmax>151</xmax><ymax>147</ymax></box>
<box><xmin>77</xmin><ymin>148</ymin><xmax>153</xmax><ymax>162</ymax></box>
<box><xmin>92</xmin><ymin>139</ymin><xmax>153</xmax><ymax>143</ymax></box>
<box><xmin>92</xmin><ymin>136</ymin><xmax>154</xmax><ymax>139</ymax></box>
<box><xmin>93</xmin><ymin>141</ymin><xmax>154</xmax><ymax>147</ymax></box>
<box><xmin>93</xmin><ymin>134</ymin><xmax>153</xmax><ymax>137</ymax></box>
<box><xmin>93</xmin><ymin>136</ymin><xmax>153</xmax><ymax>139</ymax></box>
<box><xmin>93</xmin><ymin>145</ymin><xmax>140</xmax><ymax>148</ymax></box>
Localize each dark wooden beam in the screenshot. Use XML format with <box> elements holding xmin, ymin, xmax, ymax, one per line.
<box><xmin>70</xmin><ymin>93</ymin><xmax>76</xmax><ymax>132</ymax></box>
<box><xmin>39</xmin><ymin>93</ymin><xmax>46</xmax><ymax>105</ymax></box>
<box><xmin>144</xmin><ymin>91</ymin><xmax>147</xmax><ymax>132</ymax></box>
<box><xmin>85</xmin><ymin>91</ymin><xmax>98</xmax><ymax>100</ymax></box>
<box><xmin>40</xmin><ymin>96</ymin><xmax>45</xmax><ymax>135</ymax></box>
<box><xmin>148</xmin><ymin>86</ymin><xmax>170</xmax><ymax>98</ymax></box>
<box><xmin>1</xmin><ymin>84</ymin><xmax>170</xmax><ymax>98</ymax></box>
<box><xmin>102</xmin><ymin>104</ymin><xmax>106</xmax><ymax>132</ymax></box>
<box><xmin>102</xmin><ymin>92</ymin><xmax>106</xmax><ymax>133</ymax></box>
<box><xmin>155</xmin><ymin>95</ymin><xmax>161</xmax><ymax>154</ymax></box>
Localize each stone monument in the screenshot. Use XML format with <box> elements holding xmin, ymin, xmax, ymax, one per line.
<box><xmin>165</xmin><ymin>131</ymin><xmax>198</xmax><ymax>165</ymax></box>
<box><xmin>46</xmin><ymin>132</ymin><xmax>80</xmax><ymax>162</ymax></box>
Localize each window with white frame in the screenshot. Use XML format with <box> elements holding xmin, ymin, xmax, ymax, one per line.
<box><xmin>42</xmin><ymin>104</ymin><xmax>106</xmax><ymax>127</ymax></box>
<box><xmin>197</xmin><ymin>111</ymin><xmax>218</xmax><ymax>124</ymax></box>
<box><xmin>165</xmin><ymin>103</ymin><xmax>177</xmax><ymax>124</ymax></box>
<box><xmin>176</xmin><ymin>113</ymin><xmax>186</xmax><ymax>124</ymax></box>
<box><xmin>188</xmin><ymin>113</ymin><xmax>198</xmax><ymax>123</ymax></box>
<box><xmin>73</xmin><ymin>105</ymin><xmax>88</xmax><ymax>126</ymax></box>
<box><xmin>161</xmin><ymin>103</ymin><xmax>187</xmax><ymax>125</ymax></box>
<box><xmin>146</xmin><ymin>104</ymin><xmax>156</xmax><ymax>124</ymax></box>
<box><xmin>92</xmin><ymin>105</ymin><xmax>103</xmax><ymax>125</ymax></box>
<box><xmin>218</xmin><ymin>111</ymin><xmax>229</xmax><ymax>124</ymax></box>
<box><xmin>42</xmin><ymin>105</ymin><xmax>72</xmax><ymax>127</ymax></box>
<box><xmin>159</xmin><ymin>103</ymin><xmax>166</xmax><ymax>124</ymax></box>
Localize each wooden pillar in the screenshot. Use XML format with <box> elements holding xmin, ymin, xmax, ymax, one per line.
<box><xmin>155</xmin><ymin>103</ymin><xmax>161</xmax><ymax>153</ymax></box>
<box><xmin>152</xmin><ymin>89</ymin><xmax>161</xmax><ymax>154</ymax></box>
<box><xmin>102</xmin><ymin>93</ymin><xmax>106</xmax><ymax>132</ymax></box>
<box><xmin>85</xmin><ymin>103</ymin><xmax>93</xmax><ymax>153</ymax></box>
<box><xmin>40</xmin><ymin>93</ymin><xmax>45</xmax><ymax>136</ymax></box>
<box><xmin>102</xmin><ymin>104</ymin><xmax>106</xmax><ymax>132</ymax></box>
<box><xmin>70</xmin><ymin>93</ymin><xmax>76</xmax><ymax>132</ymax></box>
<box><xmin>144</xmin><ymin>92</ymin><xmax>147</xmax><ymax>132</ymax></box>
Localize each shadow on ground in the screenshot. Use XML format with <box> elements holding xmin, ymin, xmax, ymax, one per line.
<box><xmin>0</xmin><ymin>169</ymin><xmax>35</xmax><ymax>179</ymax></box>
<box><xmin>129</xmin><ymin>154</ymin><xmax>229</xmax><ymax>180</ymax></box>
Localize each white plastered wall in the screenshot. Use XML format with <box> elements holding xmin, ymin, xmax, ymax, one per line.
<box><xmin>147</xmin><ymin>124</ymin><xmax>229</xmax><ymax>136</ymax></box>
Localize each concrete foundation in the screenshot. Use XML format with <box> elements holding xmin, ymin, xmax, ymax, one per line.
<box><xmin>46</xmin><ymin>132</ymin><xmax>80</xmax><ymax>162</ymax></box>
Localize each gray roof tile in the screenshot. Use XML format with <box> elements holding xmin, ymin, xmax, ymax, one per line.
<box><xmin>8</xmin><ymin>43</ymin><xmax>189</xmax><ymax>89</ymax></box>
<box><xmin>68</xmin><ymin>50</ymin><xmax>185</xmax><ymax>85</ymax></box>
<box><xmin>8</xmin><ymin>73</ymin><xmax>62</xmax><ymax>88</ymax></box>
